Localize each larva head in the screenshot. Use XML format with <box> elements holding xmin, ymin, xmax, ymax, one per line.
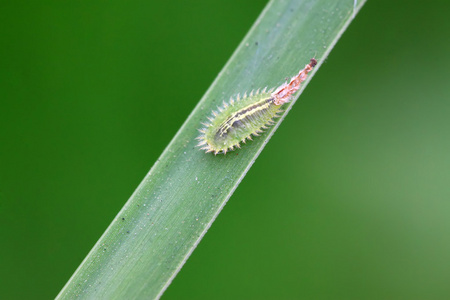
<box><xmin>310</xmin><ymin>58</ymin><xmax>317</xmax><ymax>68</ymax></box>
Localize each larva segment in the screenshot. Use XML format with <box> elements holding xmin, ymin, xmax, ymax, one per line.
<box><xmin>197</xmin><ymin>58</ymin><xmax>317</xmax><ymax>154</ymax></box>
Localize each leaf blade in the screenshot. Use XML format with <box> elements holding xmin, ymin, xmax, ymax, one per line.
<box><xmin>57</xmin><ymin>0</ymin><xmax>366</xmax><ymax>299</ymax></box>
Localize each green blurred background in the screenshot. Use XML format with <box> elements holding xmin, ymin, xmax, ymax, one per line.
<box><xmin>1</xmin><ymin>0</ymin><xmax>450</xmax><ymax>299</ymax></box>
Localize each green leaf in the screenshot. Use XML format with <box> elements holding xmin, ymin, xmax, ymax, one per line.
<box><xmin>57</xmin><ymin>0</ymin><xmax>366</xmax><ymax>299</ymax></box>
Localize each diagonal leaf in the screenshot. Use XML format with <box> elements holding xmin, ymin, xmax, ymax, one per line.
<box><xmin>57</xmin><ymin>0</ymin><xmax>366</xmax><ymax>299</ymax></box>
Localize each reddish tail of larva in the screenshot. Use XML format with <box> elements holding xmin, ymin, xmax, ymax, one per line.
<box><xmin>272</xmin><ymin>58</ymin><xmax>317</xmax><ymax>105</ymax></box>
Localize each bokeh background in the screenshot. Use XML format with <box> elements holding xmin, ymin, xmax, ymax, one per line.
<box><xmin>1</xmin><ymin>0</ymin><xmax>450</xmax><ymax>299</ymax></box>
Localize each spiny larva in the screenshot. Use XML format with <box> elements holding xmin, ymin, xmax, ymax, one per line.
<box><xmin>196</xmin><ymin>58</ymin><xmax>317</xmax><ymax>155</ymax></box>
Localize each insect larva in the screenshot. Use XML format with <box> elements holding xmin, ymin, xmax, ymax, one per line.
<box><xmin>197</xmin><ymin>58</ymin><xmax>317</xmax><ymax>155</ymax></box>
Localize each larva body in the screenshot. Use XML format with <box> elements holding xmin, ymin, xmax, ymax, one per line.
<box><xmin>197</xmin><ymin>58</ymin><xmax>317</xmax><ymax>155</ymax></box>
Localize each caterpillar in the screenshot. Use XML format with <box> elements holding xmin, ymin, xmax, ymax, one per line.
<box><xmin>196</xmin><ymin>58</ymin><xmax>317</xmax><ymax>155</ymax></box>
